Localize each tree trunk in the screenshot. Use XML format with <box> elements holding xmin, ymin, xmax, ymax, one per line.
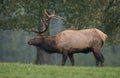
<box><xmin>35</xmin><ymin>47</ymin><xmax>50</xmax><ymax>64</ymax></box>
<box><xmin>111</xmin><ymin>46</ymin><xmax>117</xmax><ymax>53</ymax></box>
<box><xmin>35</xmin><ymin>26</ymin><xmax>50</xmax><ymax>65</ymax></box>
<box><xmin>34</xmin><ymin>2</ymin><xmax>51</xmax><ymax>65</ymax></box>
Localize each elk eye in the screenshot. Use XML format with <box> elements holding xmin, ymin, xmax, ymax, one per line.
<box><xmin>36</xmin><ymin>36</ymin><xmax>41</xmax><ymax>39</ymax></box>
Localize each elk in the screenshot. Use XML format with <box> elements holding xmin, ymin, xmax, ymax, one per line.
<box><xmin>28</xmin><ymin>11</ymin><xmax>107</xmax><ymax>66</ymax></box>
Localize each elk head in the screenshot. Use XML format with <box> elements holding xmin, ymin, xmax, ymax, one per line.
<box><xmin>28</xmin><ymin>10</ymin><xmax>61</xmax><ymax>46</ymax></box>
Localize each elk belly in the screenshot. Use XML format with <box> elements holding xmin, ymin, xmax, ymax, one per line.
<box><xmin>72</xmin><ymin>47</ymin><xmax>92</xmax><ymax>54</ymax></box>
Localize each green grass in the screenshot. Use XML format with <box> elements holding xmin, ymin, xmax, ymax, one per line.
<box><xmin>0</xmin><ymin>63</ymin><xmax>120</xmax><ymax>78</ymax></box>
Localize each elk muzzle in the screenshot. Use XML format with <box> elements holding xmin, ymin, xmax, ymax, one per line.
<box><xmin>28</xmin><ymin>40</ymin><xmax>32</xmax><ymax>45</ymax></box>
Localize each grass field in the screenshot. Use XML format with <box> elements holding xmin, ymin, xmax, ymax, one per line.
<box><xmin>0</xmin><ymin>63</ymin><xmax>120</xmax><ymax>78</ymax></box>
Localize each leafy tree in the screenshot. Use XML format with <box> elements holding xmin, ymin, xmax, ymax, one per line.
<box><xmin>102</xmin><ymin>0</ymin><xmax>120</xmax><ymax>45</ymax></box>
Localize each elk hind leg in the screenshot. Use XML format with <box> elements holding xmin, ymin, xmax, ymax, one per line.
<box><xmin>93</xmin><ymin>54</ymin><xmax>99</xmax><ymax>66</ymax></box>
<box><xmin>68</xmin><ymin>53</ymin><xmax>74</xmax><ymax>66</ymax></box>
<box><xmin>93</xmin><ymin>48</ymin><xmax>104</xmax><ymax>66</ymax></box>
<box><xmin>100</xmin><ymin>54</ymin><xmax>104</xmax><ymax>66</ymax></box>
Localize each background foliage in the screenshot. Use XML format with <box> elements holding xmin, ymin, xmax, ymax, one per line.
<box><xmin>0</xmin><ymin>0</ymin><xmax>120</xmax><ymax>44</ymax></box>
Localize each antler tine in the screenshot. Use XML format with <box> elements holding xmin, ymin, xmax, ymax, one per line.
<box><xmin>44</xmin><ymin>9</ymin><xmax>63</xmax><ymax>19</ymax></box>
<box><xmin>31</xmin><ymin>19</ymin><xmax>48</xmax><ymax>34</ymax></box>
<box><xmin>44</xmin><ymin>9</ymin><xmax>49</xmax><ymax>17</ymax></box>
<box><xmin>41</xmin><ymin>19</ymin><xmax>44</xmax><ymax>26</ymax></box>
<box><xmin>41</xmin><ymin>18</ymin><xmax>48</xmax><ymax>26</ymax></box>
<box><xmin>39</xmin><ymin>18</ymin><xmax>49</xmax><ymax>33</ymax></box>
<box><xmin>32</xmin><ymin>28</ymin><xmax>40</xmax><ymax>33</ymax></box>
<box><xmin>52</xmin><ymin>10</ymin><xmax>55</xmax><ymax>15</ymax></box>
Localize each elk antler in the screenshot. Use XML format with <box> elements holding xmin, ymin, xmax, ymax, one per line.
<box><xmin>32</xmin><ymin>10</ymin><xmax>62</xmax><ymax>34</ymax></box>
<box><xmin>52</xmin><ymin>10</ymin><xmax>55</xmax><ymax>15</ymax></box>
<box><xmin>44</xmin><ymin>9</ymin><xmax>62</xmax><ymax>19</ymax></box>
<box><xmin>39</xmin><ymin>18</ymin><xmax>49</xmax><ymax>33</ymax></box>
<box><xmin>44</xmin><ymin>9</ymin><xmax>49</xmax><ymax>17</ymax></box>
<box><xmin>32</xmin><ymin>28</ymin><xmax>40</xmax><ymax>33</ymax></box>
<box><xmin>32</xmin><ymin>18</ymin><xmax>49</xmax><ymax>34</ymax></box>
<box><xmin>41</xmin><ymin>18</ymin><xmax>48</xmax><ymax>26</ymax></box>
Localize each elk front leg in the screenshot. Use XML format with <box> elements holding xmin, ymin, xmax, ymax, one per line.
<box><xmin>68</xmin><ymin>53</ymin><xmax>74</xmax><ymax>66</ymax></box>
<box><xmin>100</xmin><ymin>54</ymin><xmax>104</xmax><ymax>66</ymax></box>
<box><xmin>62</xmin><ymin>54</ymin><xmax>67</xmax><ymax>66</ymax></box>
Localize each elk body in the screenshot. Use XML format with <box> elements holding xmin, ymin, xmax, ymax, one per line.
<box><xmin>28</xmin><ymin>10</ymin><xmax>107</xmax><ymax>66</ymax></box>
<box><xmin>28</xmin><ymin>28</ymin><xmax>107</xmax><ymax>66</ymax></box>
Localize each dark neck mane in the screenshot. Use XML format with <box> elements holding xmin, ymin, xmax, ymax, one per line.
<box><xmin>40</xmin><ymin>36</ymin><xmax>59</xmax><ymax>53</ymax></box>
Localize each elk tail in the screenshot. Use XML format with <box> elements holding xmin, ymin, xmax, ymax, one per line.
<box><xmin>95</xmin><ymin>29</ymin><xmax>108</xmax><ymax>42</ymax></box>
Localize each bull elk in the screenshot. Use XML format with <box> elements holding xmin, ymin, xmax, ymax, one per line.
<box><xmin>28</xmin><ymin>11</ymin><xmax>107</xmax><ymax>66</ymax></box>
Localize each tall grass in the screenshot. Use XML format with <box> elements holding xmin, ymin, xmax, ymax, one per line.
<box><xmin>0</xmin><ymin>63</ymin><xmax>120</xmax><ymax>78</ymax></box>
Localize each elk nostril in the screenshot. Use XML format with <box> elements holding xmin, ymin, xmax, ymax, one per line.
<box><xmin>28</xmin><ymin>41</ymin><xmax>31</xmax><ymax>44</ymax></box>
